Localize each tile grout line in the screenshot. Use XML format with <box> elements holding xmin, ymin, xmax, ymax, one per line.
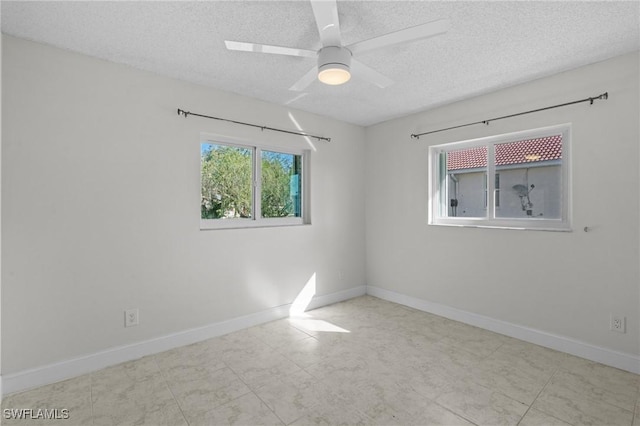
<box><xmin>249</xmin><ymin>386</ymin><xmax>287</xmax><ymax>425</ymax></box>
<box><xmin>222</xmin><ymin>356</ymin><xmax>285</xmax><ymax>423</ymax></box>
<box><xmin>286</xmin><ymin>320</ymin><xmax>319</xmax><ymax>339</ymax></box>
<box><xmin>515</xmin><ymin>363</ymin><xmax>562</xmax><ymax>426</ymax></box>
<box><xmin>234</xmin><ymin>357</ymin><xmax>293</xmax><ymax>425</ymax></box>
<box><xmin>431</xmin><ymin>398</ymin><xmax>480</xmax><ymax>426</ymax></box>
<box><xmin>151</xmin><ymin>356</ymin><xmax>190</xmax><ymax>426</ymax></box>
<box><xmin>484</xmin><ymin>339</ymin><xmax>507</xmax><ymax>360</ymax></box>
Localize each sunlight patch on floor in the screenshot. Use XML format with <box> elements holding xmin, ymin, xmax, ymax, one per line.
<box><xmin>289</xmin><ymin>272</ymin><xmax>350</xmax><ymax>332</ymax></box>
<box><xmin>289</xmin><ymin>318</ymin><xmax>350</xmax><ymax>333</ymax></box>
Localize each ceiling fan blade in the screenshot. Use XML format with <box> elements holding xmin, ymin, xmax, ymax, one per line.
<box><xmin>351</xmin><ymin>59</ymin><xmax>394</xmax><ymax>88</ymax></box>
<box><xmin>347</xmin><ymin>19</ymin><xmax>449</xmax><ymax>56</ymax></box>
<box><xmin>289</xmin><ymin>66</ymin><xmax>319</xmax><ymax>91</ymax></box>
<box><xmin>225</xmin><ymin>41</ymin><xmax>316</xmax><ymax>58</ymax></box>
<box><xmin>310</xmin><ymin>0</ymin><xmax>342</xmax><ymax>47</ymax></box>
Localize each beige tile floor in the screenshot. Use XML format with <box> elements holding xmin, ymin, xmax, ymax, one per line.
<box><xmin>2</xmin><ymin>295</ymin><xmax>639</xmax><ymax>425</ymax></box>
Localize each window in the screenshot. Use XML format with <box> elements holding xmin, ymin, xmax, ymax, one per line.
<box><xmin>201</xmin><ymin>137</ymin><xmax>309</xmax><ymax>229</ymax></box>
<box><xmin>482</xmin><ymin>173</ymin><xmax>500</xmax><ymax>210</ymax></box>
<box><xmin>429</xmin><ymin>124</ymin><xmax>571</xmax><ymax>231</ymax></box>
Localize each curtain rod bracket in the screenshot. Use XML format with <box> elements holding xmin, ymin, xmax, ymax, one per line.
<box><xmin>590</xmin><ymin>92</ymin><xmax>609</xmax><ymax>105</ymax></box>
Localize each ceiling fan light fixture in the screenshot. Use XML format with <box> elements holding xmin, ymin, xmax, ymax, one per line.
<box><xmin>317</xmin><ymin>46</ymin><xmax>352</xmax><ymax>86</ymax></box>
<box><xmin>318</xmin><ymin>63</ymin><xmax>351</xmax><ymax>85</ymax></box>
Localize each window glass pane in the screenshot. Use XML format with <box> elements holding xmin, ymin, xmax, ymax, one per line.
<box><xmin>201</xmin><ymin>143</ymin><xmax>253</xmax><ymax>220</ymax></box>
<box><xmin>444</xmin><ymin>146</ymin><xmax>487</xmax><ymax>218</ymax></box>
<box><xmin>493</xmin><ymin>135</ymin><xmax>562</xmax><ymax>219</ymax></box>
<box><xmin>261</xmin><ymin>150</ymin><xmax>302</xmax><ymax>218</ymax></box>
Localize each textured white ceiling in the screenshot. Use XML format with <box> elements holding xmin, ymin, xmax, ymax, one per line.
<box><xmin>2</xmin><ymin>1</ymin><xmax>639</xmax><ymax>126</ymax></box>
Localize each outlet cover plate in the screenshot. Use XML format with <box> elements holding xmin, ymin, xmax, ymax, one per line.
<box><xmin>610</xmin><ymin>314</ymin><xmax>626</xmax><ymax>333</ymax></box>
<box><xmin>125</xmin><ymin>308</ymin><xmax>139</xmax><ymax>327</ymax></box>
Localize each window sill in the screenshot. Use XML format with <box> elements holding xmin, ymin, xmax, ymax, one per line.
<box><xmin>429</xmin><ymin>219</ymin><xmax>571</xmax><ymax>232</ymax></box>
<box><xmin>200</xmin><ymin>218</ymin><xmax>307</xmax><ymax>230</ymax></box>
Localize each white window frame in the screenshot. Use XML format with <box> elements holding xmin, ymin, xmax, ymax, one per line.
<box><xmin>428</xmin><ymin>123</ymin><xmax>571</xmax><ymax>231</ymax></box>
<box><xmin>200</xmin><ymin>134</ymin><xmax>310</xmax><ymax>230</ymax></box>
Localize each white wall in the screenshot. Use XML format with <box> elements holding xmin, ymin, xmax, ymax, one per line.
<box><xmin>0</xmin><ymin>32</ymin><xmax>3</xmax><ymax>399</ymax></box>
<box><xmin>365</xmin><ymin>52</ymin><xmax>639</xmax><ymax>357</ymax></box>
<box><xmin>1</xmin><ymin>35</ymin><xmax>366</xmax><ymax>375</ymax></box>
<box><xmin>2</xmin><ymin>33</ymin><xmax>638</xmax><ymax>384</ymax></box>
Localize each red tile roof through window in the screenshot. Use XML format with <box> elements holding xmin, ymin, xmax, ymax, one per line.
<box><xmin>447</xmin><ymin>135</ymin><xmax>562</xmax><ymax>171</ymax></box>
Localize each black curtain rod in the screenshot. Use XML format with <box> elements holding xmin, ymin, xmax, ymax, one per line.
<box><xmin>177</xmin><ymin>109</ymin><xmax>331</xmax><ymax>142</ymax></box>
<box><xmin>411</xmin><ymin>92</ymin><xmax>608</xmax><ymax>139</ymax></box>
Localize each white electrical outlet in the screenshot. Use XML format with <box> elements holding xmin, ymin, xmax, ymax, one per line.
<box><xmin>125</xmin><ymin>308</ymin><xmax>139</xmax><ymax>328</ymax></box>
<box><xmin>610</xmin><ymin>314</ymin><xmax>625</xmax><ymax>333</ymax></box>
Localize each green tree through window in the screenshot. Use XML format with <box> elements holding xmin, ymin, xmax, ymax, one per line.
<box><xmin>201</xmin><ymin>142</ymin><xmax>303</xmax><ymax>222</ymax></box>
<box><xmin>201</xmin><ymin>144</ymin><xmax>252</xmax><ymax>219</ymax></box>
<box><xmin>261</xmin><ymin>150</ymin><xmax>301</xmax><ymax>218</ymax></box>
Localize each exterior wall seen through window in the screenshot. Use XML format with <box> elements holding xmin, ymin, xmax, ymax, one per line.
<box><xmin>429</xmin><ymin>124</ymin><xmax>570</xmax><ymax>231</ymax></box>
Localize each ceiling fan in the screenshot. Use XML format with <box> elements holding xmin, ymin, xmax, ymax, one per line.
<box><xmin>224</xmin><ymin>0</ymin><xmax>449</xmax><ymax>91</ymax></box>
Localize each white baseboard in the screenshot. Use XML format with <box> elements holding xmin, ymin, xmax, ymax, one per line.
<box><xmin>367</xmin><ymin>285</ymin><xmax>640</xmax><ymax>375</ymax></box>
<box><xmin>306</xmin><ymin>285</ymin><xmax>366</xmax><ymax>311</ymax></box>
<box><xmin>2</xmin><ymin>285</ymin><xmax>366</xmax><ymax>396</ymax></box>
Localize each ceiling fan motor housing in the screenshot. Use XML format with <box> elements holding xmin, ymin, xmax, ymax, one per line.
<box><xmin>318</xmin><ymin>46</ymin><xmax>352</xmax><ymax>84</ymax></box>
